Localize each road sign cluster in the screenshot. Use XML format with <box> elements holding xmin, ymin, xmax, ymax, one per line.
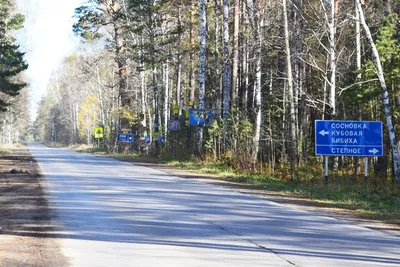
<box><xmin>315</xmin><ymin>120</ymin><xmax>383</xmax><ymax>157</ymax></box>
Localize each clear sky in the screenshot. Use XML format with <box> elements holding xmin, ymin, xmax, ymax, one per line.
<box><xmin>16</xmin><ymin>0</ymin><xmax>83</xmax><ymax>119</ymax></box>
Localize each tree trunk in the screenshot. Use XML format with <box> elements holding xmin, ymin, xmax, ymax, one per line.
<box><xmin>231</xmin><ymin>0</ymin><xmax>240</xmax><ymax>112</ymax></box>
<box><xmin>153</xmin><ymin>66</ymin><xmax>160</xmax><ymax>151</ymax></box>
<box><xmin>250</xmin><ymin>0</ymin><xmax>262</xmax><ymax>163</ymax></box>
<box><xmin>354</xmin><ymin>0</ymin><xmax>361</xmax><ymax>176</ymax></box>
<box><xmin>283</xmin><ymin>0</ymin><xmax>296</xmax><ymax>177</ymax></box>
<box><xmin>189</xmin><ymin>0</ymin><xmax>196</xmax><ymax>104</ymax></box>
<box><xmin>176</xmin><ymin>60</ymin><xmax>182</xmax><ymax>108</ymax></box>
<box><xmin>163</xmin><ymin>61</ymin><xmax>169</xmax><ymax>138</ymax></box>
<box><xmin>222</xmin><ymin>0</ymin><xmax>230</xmax><ymax>120</ymax></box>
<box><xmin>214</xmin><ymin>0</ymin><xmax>221</xmax><ymax>118</ymax></box>
<box><xmin>141</xmin><ymin>71</ymin><xmax>147</xmax><ymax>128</ymax></box>
<box><xmin>242</xmin><ymin>0</ymin><xmax>249</xmax><ymax>114</ymax></box>
<box><xmin>197</xmin><ymin>0</ymin><xmax>207</xmax><ymax>155</ymax></box>
<box><xmin>356</xmin><ymin>0</ymin><xmax>400</xmax><ymax>182</ymax></box>
<box><xmin>329</xmin><ymin>0</ymin><xmax>336</xmax><ymax>118</ymax></box>
<box><xmin>293</xmin><ymin>0</ymin><xmax>303</xmax><ymax>164</ymax></box>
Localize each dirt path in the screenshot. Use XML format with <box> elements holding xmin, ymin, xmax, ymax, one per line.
<box><xmin>0</xmin><ymin>149</ymin><xmax>67</xmax><ymax>267</ymax></box>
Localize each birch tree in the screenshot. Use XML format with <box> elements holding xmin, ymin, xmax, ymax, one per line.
<box><xmin>247</xmin><ymin>0</ymin><xmax>262</xmax><ymax>162</ymax></box>
<box><xmin>222</xmin><ymin>0</ymin><xmax>230</xmax><ymax>120</ymax></box>
<box><xmin>283</xmin><ymin>0</ymin><xmax>296</xmax><ymax>175</ymax></box>
<box><xmin>197</xmin><ymin>0</ymin><xmax>207</xmax><ymax>154</ymax></box>
<box><xmin>329</xmin><ymin>0</ymin><xmax>337</xmax><ymax>118</ymax></box>
<box><xmin>231</xmin><ymin>0</ymin><xmax>239</xmax><ymax>111</ymax></box>
<box><xmin>356</xmin><ymin>0</ymin><xmax>400</xmax><ymax>182</ymax></box>
<box><xmin>74</xmin><ymin>0</ymin><xmax>130</xmax><ymax>130</ymax></box>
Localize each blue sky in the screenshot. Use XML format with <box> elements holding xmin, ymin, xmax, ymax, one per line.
<box><xmin>16</xmin><ymin>0</ymin><xmax>83</xmax><ymax>119</ymax></box>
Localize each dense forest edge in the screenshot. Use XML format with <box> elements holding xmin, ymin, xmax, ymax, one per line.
<box><xmin>1</xmin><ymin>1</ymin><xmax>400</xmax><ymax>221</ymax></box>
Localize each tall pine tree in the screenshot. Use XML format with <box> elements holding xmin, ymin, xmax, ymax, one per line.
<box><xmin>0</xmin><ymin>0</ymin><xmax>28</xmax><ymax>111</ymax></box>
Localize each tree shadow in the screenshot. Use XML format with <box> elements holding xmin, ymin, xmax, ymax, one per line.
<box><xmin>5</xmin><ymin>144</ymin><xmax>398</xmax><ymax>266</ymax></box>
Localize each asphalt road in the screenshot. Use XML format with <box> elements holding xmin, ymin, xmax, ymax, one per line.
<box><xmin>28</xmin><ymin>143</ymin><xmax>400</xmax><ymax>267</ymax></box>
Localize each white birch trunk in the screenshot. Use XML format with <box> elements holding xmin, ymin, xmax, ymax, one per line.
<box><xmin>222</xmin><ymin>0</ymin><xmax>231</xmax><ymax>120</ymax></box>
<box><xmin>214</xmin><ymin>0</ymin><xmax>221</xmax><ymax>118</ymax></box>
<box><xmin>354</xmin><ymin>0</ymin><xmax>362</xmax><ymax>175</ymax></box>
<box><xmin>197</xmin><ymin>0</ymin><xmax>207</xmax><ymax>154</ymax></box>
<box><xmin>356</xmin><ymin>0</ymin><xmax>400</xmax><ymax>181</ymax></box>
<box><xmin>176</xmin><ymin>61</ymin><xmax>182</xmax><ymax>108</ymax></box>
<box><xmin>164</xmin><ymin>61</ymin><xmax>169</xmax><ymax>138</ymax></box>
<box><xmin>97</xmin><ymin>66</ymin><xmax>105</xmax><ymax>127</ymax></box>
<box><xmin>330</xmin><ymin>0</ymin><xmax>339</xmax><ymax>173</ymax></box>
<box><xmin>283</xmin><ymin>0</ymin><xmax>296</xmax><ymax>172</ymax></box>
<box><xmin>250</xmin><ymin>0</ymin><xmax>262</xmax><ymax>162</ymax></box>
<box><xmin>356</xmin><ymin>1</ymin><xmax>361</xmax><ymax>80</ymax></box>
<box><xmin>189</xmin><ymin>0</ymin><xmax>196</xmax><ymax>103</ymax></box>
<box><xmin>242</xmin><ymin>0</ymin><xmax>249</xmax><ymax>114</ymax></box>
<box><xmin>329</xmin><ymin>0</ymin><xmax>336</xmax><ymax>117</ymax></box>
<box><xmin>153</xmin><ymin>66</ymin><xmax>159</xmax><ymax>134</ymax></box>
<box><xmin>232</xmin><ymin>0</ymin><xmax>239</xmax><ymax>111</ymax></box>
<box><xmin>141</xmin><ymin>71</ymin><xmax>147</xmax><ymax>128</ymax></box>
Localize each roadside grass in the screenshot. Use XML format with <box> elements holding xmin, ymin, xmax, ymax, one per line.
<box><xmin>47</xmin><ymin>143</ymin><xmax>400</xmax><ymax>224</ymax></box>
<box><xmin>0</xmin><ymin>143</ymin><xmax>25</xmax><ymax>154</ymax></box>
<box><xmin>160</xmin><ymin>160</ymin><xmax>400</xmax><ymax>223</ymax></box>
<box><xmin>0</xmin><ymin>149</ymin><xmax>12</xmax><ymax>154</ymax></box>
<box><xmin>0</xmin><ymin>143</ymin><xmax>25</xmax><ymax>150</ymax></box>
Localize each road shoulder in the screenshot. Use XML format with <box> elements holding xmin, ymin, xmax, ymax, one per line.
<box><xmin>0</xmin><ymin>148</ymin><xmax>68</xmax><ymax>266</ymax></box>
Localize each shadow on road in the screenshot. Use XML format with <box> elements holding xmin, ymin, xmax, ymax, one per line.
<box><xmin>7</xmin><ymin>145</ymin><xmax>399</xmax><ymax>266</ymax></box>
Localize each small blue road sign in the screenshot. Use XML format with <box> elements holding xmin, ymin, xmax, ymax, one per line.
<box><xmin>189</xmin><ymin>109</ymin><xmax>213</xmax><ymax>127</ymax></box>
<box><xmin>315</xmin><ymin>120</ymin><xmax>383</xmax><ymax>156</ymax></box>
<box><xmin>117</xmin><ymin>133</ymin><xmax>134</xmax><ymax>143</ymax></box>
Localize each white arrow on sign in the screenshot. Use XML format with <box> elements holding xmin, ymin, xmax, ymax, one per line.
<box><xmin>319</xmin><ymin>130</ymin><xmax>329</xmax><ymax>136</ymax></box>
<box><xmin>368</xmin><ymin>148</ymin><xmax>379</xmax><ymax>155</ymax></box>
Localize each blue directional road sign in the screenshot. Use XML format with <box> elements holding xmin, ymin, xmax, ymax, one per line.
<box><xmin>117</xmin><ymin>133</ymin><xmax>134</xmax><ymax>143</ymax></box>
<box><xmin>315</xmin><ymin>120</ymin><xmax>383</xmax><ymax>156</ymax></box>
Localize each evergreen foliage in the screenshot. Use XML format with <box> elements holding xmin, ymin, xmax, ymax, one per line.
<box><xmin>0</xmin><ymin>0</ymin><xmax>27</xmax><ymax>111</ymax></box>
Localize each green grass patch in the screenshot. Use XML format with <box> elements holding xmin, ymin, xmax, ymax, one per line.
<box><xmin>0</xmin><ymin>149</ymin><xmax>12</xmax><ymax>154</ymax></box>
<box><xmin>0</xmin><ymin>143</ymin><xmax>25</xmax><ymax>150</ymax></box>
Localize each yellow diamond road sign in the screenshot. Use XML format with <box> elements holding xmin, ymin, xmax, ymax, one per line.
<box><xmin>94</xmin><ymin>127</ymin><xmax>104</xmax><ymax>138</ymax></box>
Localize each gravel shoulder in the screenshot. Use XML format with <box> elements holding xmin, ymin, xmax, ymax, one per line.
<box><xmin>0</xmin><ymin>149</ymin><xmax>67</xmax><ymax>267</ymax></box>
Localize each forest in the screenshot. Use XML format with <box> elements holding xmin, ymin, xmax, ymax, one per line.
<box><xmin>0</xmin><ymin>0</ymin><xmax>29</xmax><ymax>146</ymax></box>
<box><xmin>3</xmin><ymin>0</ymin><xmax>400</xmax><ymax>185</ymax></box>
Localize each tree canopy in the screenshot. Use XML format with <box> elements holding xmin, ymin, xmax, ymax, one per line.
<box><xmin>0</xmin><ymin>0</ymin><xmax>28</xmax><ymax>111</ymax></box>
<box><xmin>32</xmin><ymin>0</ymin><xmax>400</xmax><ymax>182</ymax></box>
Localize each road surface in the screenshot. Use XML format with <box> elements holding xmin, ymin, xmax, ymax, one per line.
<box><xmin>28</xmin><ymin>143</ymin><xmax>400</xmax><ymax>267</ymax></box>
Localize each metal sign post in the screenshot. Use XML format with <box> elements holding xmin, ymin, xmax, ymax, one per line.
<box><xmin>325</xmin><ymin>156</ymin><xmax>329</xmax><ymax>185</ymax></box>
<box><xmin>315</xmin><ymin>120</ymin><xmax>383</xmax><ymax>183</ymax></box>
